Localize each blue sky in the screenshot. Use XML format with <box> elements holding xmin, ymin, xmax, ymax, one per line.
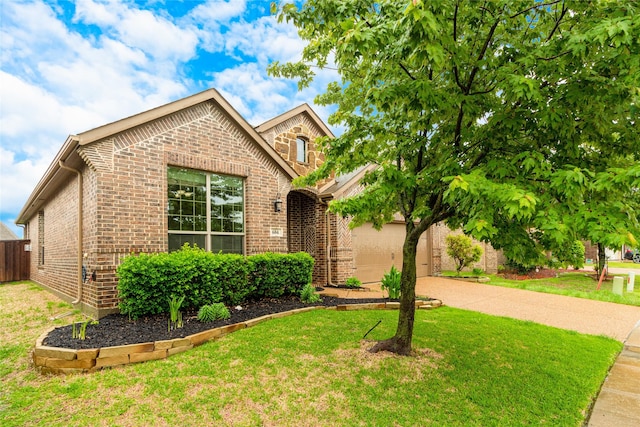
<box><xmin>0</xmin><ymin>0</ymin><xmax>337</xmax><ymax>237</ymax></box>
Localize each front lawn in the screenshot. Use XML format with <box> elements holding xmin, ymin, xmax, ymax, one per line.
<box><xmin>485</xmin><ymin>272</ymin><xmax>640</xmax><ymax>307</ymax></box>
<box><xmin>1</xmin><ymin>281</ymin><xmax>621</xmax><ymax>426</ymax></box>
<box><xmin>607</xmin><ymin>261</ymin><xmax>640</xmax><ymax>269</ymax></box>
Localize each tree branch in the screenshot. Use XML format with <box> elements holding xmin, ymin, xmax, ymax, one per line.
<box><xmin>510</xmin><ymin>0</ymin><xmax>562</xmax><ymax>19</ymax></box>
<box><xmin>454</xmin><ymin>101</ymin><xmax>465</xmax><ymax>148</ymax></box>
<box><xmin>545</xmin><ymin>1</ymin><xmax>568</xmax><ymax>42</ymax></box>
<box><xmin>536</xmin><ymin>50</ymin><xmax>571</xmax><ymax>61</ymax></box>
<box><xmin>465</xmin><ymin>17</ymin><xmax>501</xmax><ymax>93</ymax></box>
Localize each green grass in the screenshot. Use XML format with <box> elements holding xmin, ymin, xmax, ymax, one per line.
<box><xmin>1</xmin><ymin>281</ymin><xmax>622</xmax><ymax>426</ymax></box>
<box><xmin>482</xmin><ymin>272</ymin><xmax>640</xmax><ymax>307</ymax></box>
<box><xmin>607</xmin><ymin>261</ymin><xmax>640</xmax><ymax>269</ymax></box>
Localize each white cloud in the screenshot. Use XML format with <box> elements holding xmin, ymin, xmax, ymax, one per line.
<box><xmin>0</xmin><ymin>146</ymin><xmax>58</xmax><ymax>219</ymax></box>
<box><xmin>223</xmin><ymin>15</ymin><xmax>305</xmax><ymax>63</ymax></box>
<box><xmin>0</xmin><ymin>0</ymin><xmax>337</xmax><ymax>228</ymax></box>
<box><xmin>189</xmin><ymin>0</ymin><xmax>247</xmax><ymax>24</ymax></box>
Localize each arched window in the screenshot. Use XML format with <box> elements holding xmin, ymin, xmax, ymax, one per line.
<box><xmin>296</xmin><ymin>137</ymin><xmax>307</xmax><ymax>163</ymax></box>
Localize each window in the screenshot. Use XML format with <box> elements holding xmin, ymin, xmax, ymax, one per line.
<box><xmin>167</xmin><ymin>167</ymin><xmax>244</xmax><ymax>254</ymax></box>
<box><xmin>38</xmin><ymin>211</ymin><xmax>45</xmax><ymax>266</ymax></box>
<box><xmin>296</xmin><ymin>137</ymin><xmax>307</xmax><ymax>163</ymax></box>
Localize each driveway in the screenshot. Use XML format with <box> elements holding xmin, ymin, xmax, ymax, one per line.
<box><xmin>414</xmin><ymin>276</ymin><xmax>640</xmax><ymax>342</ymax></box>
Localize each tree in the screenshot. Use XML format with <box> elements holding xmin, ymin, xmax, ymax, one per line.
<box><xmin>270</xmin><ymin>0</ymin><xmax>640</xmax><ymax>355</ymax></box>
<box><xmin>445</xmin><ymin>234</ymin><xmax>483</xmax><ymax>274</ymax></box>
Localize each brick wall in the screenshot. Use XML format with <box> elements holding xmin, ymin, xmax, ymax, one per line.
<box><xmin>29</xmin><ymin>100</ymin><xmax>302</xmax><ymax>317</ymax></box>
<box><xmin>29</xmin><ymin>171</ymin><xmax>82</xmax><ymax>304</ymax></box>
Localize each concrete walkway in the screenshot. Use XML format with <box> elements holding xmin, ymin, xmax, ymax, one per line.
<box><xmin>319</xmin><ymin>276</ymin><xmax>640</xmax><ymax>425</ymax></box>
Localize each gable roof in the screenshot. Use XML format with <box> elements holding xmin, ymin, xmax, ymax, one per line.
<box><xmin>254</xmin><ymin>103</ymin><xmax>335</xmax><ymax>138</ymax></box>
<box><xmin>0</xmin><ymin>222</ymin><xmax>19</xmax><ymax>240</ymax></box>
<box><xmin>17</xmin><ymin>89</ymin><xmax>300</xmax><ymax>224</ymax></box>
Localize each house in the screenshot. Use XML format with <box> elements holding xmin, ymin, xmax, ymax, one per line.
<box><xmin>0</xmin><ymin>222</ymin><xmax>20</xmax><ymax>241</ymax></box>
<box><xmin>16</xmin><ymin>89</ymin><xmax>502</xmax><ymax>318</ymax></box>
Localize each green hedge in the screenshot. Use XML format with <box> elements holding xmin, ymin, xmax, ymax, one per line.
<box><xmin>116</xmin><ymin>246</ymin><xmax>313</xmax><ymax>319</ymax></box>
<box><xmin>248</xmin><ymin>252</ymin><xmax>315</xmax><ymax>298</ymax></box>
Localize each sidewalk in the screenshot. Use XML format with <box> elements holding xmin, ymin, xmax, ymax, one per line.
<box><xmin>319</xmin><ymin>276</ymin><xmax>640</xmax><ymax>425</ymax></box>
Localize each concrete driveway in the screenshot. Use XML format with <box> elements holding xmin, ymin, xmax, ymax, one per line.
<box><xmin>330</xmin><ymin>276</ymin><xmax>640</xmax><ymax>341</ymax></box>
<box><xmin>414</xmin><ymin>276</ymin><xmax>640</xmax><ymax>341</ymax></box>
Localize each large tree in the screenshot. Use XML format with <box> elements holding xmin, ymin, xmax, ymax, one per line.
<box><xmin>270</xmin><ymin>0</ymin><xmax>640</xmax><ymax>355</ymax></box>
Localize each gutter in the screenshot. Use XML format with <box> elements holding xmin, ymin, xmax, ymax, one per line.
<box><xmin>58</xmin><ymin>160</ymin><xmax>83</xmax><ymax>305</ymax></box>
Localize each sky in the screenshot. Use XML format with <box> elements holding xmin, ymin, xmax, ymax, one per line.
<box><xmin>0</xmin><ymin>0</ymin><xmax>338</xmax><ymax>237</ymax></box>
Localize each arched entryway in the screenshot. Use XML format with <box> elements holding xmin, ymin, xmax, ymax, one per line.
<box><xmin>287</xmin><ymin>190</ymin><xmax>327</xmax><ymax>285</ymax></box>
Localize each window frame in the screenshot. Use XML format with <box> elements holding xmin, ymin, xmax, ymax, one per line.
<box><xmin>296</xmin><ymin>136</ymin><xmax>308</xmax><ymax>163</ymax></box>
<box><xmin>38</xmin><ymin>210</ymin><xmax>45</xmax><ymax>266</ymax></box>
<box><xmin>167</xmin><ymin>167</ymin><xmax>245</xmax><ymax>254</ymax></box>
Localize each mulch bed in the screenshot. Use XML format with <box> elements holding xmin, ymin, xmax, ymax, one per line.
<box><xmin>44</xmin><ymin>296</ymin><xmax>394</xmax><ymax>350</ymax></box>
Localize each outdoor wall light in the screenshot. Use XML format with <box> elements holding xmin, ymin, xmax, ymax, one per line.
<box><xmin>274</xmin><ymin>194</ymin><xmax>283</xmax><ymax>212</ymax></box>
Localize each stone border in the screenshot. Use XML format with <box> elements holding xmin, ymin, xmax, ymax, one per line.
<box><xmin>32</xmin><ymin>300</ymin><xmax>442</xmax><ymax>374</ymax></box>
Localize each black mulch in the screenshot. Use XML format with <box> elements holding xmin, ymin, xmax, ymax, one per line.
<box><xmin>44</xmin><ymin>296</ymin><xmax>395</xmax><ymax>350</ymax></box>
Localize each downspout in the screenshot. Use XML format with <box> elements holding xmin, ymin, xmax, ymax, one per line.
<box><xmin>58</xmin><ymin>160</ymin><xmax>83</xmax><ymax>305</ymax></box>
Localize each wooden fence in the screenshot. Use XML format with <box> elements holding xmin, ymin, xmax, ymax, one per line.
<box><xmin>0</xmin><ymin>240</ymin><xmax>31</xmax><ymax>282</ymax></box>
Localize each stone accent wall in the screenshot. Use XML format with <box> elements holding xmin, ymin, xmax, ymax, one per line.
<box><xmin>258</xmin><ymin>113</ymin><xmax>333</xmax><ymax>188</ymax></box>
<box><xmin>431</xmin><ymin>223</ymin><xmax>504</xmax><ymax>274</ymax></box>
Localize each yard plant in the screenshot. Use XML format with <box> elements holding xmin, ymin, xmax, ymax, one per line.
<box><xmin>445</xmin><ymin>234</ymin><xmax>483</xmax><ymax>275</ymax></box>
<box><xmin>197</xmin><ymin>303</ymin><xmax>231</xmax><ymax>322</ymax></box>
<box><xmin>1</xmin><ymin>281</ymin><xmax>622</xmax><ymax>426</ymax></box>
<box><xmin>380</xmin><ymin>265</ymin><xmax>402</xmax><ymax>299</ymax></box>
<box><xmin>270</xmin><ymin>0</ymin><xmax>640</xmax><ymax>355</ymax></box>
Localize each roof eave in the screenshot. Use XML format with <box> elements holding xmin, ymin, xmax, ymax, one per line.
<box><xmin>255</xmin><ymin>103</ymin><xmax>335</xmax><ymax>139</ymax></box>
<box><xmin>16</xmin><ymin>135</ymin><xmax>80</xmax><ymax>224</ymax></box>
<box><xmin>77</xmin><ymin>88</ymin><xmax>298</xmax><ymax>180</ymax></box>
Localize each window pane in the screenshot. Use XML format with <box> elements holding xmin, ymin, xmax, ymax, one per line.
<box><xmin>211</xmin><ymin>235</ymin><xmax>243</xmax><ymax>254</ymax></box>
<box><xmin>169</xmin><ymin>234</ymin><xmax>206</xmax><ymax>252</ymax></box>
<box><xmin>296</xmin><ymin>137</ymin><xmax>306</xmax><ymax>162</ymax></box>
<box><xmin>168</xmin><ymin>167</ymin><xmax>207</xmax><ymax>231</ymax></box>
<box><xmin>210</xmin><ymin>173</ymin><xmax>243</xmax><ymax>233</ymax></box>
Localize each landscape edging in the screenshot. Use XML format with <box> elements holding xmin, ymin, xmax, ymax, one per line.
<box><xmin>32</xmin><ymin>300</ymin><xmax>442</xmax><ymax>374</ymax></box>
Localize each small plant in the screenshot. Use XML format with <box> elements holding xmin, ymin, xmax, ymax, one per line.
<box><xmin>197</xmin><ymin>303</ymin><xmax>231</xmax><ymax>322</ymax></box>
<box><xmin>71</xmin><ymin>318</ymin><xmax>98</xmax><ymax>340</ymax></box>
<box><xmin>380</xmin><ymin>266</ymin><xmax>401</xmax><ymax>299</ymax></box>
<box><xmin>445</xmin><ymin>234</ymin><xmax>483</xmax><ymax>275</ymax></box>
<box><xmin>472</xmin><ymin>268</ymin><xmax>484</xmax><ymax>276</ymax></box>
<box><xmin>168</xmin><ymin>295</ymin><xmax>185</xmax><ymax>331</ymax></box>
<box><xmin>300</xmin><ymin>283</ymin><xmax>322</xmax><ymax>303</ymax></box>
<box><xmin>345</xmin><ymin>276</ymin><xmax>362</xmax><ymax>288</ymax></box>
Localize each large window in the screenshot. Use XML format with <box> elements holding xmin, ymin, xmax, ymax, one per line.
<box><xmin>167</xmin><ymin>167</ymin><xmax>244</xmax><ymax>253</ymax></box>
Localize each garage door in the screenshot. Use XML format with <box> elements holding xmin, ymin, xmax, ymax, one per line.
<box><xmin>352</xmin><ymin>222</ymin><xmax>430</xmax><ymax>283</ymax></box>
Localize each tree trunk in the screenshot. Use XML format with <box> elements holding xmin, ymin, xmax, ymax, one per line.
<box><xmin>368</xmin><ymin>222</ymin><xmax>419</xmax><ymax>356</ymax></box>
<box><xmin>597</xmin><ymin>242</ymin><xmax>606</xmax><ymax>276</ymax></box>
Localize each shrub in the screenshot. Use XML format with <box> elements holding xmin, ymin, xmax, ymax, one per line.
<box><xmin>552</xmin><ymin>240</ymin><xmax>585</xmax><ymax>270</ymax></box>
<box><xmin>117</xmin><ymin>247</ymin><xmax>314</xmax><ymax>319</ymax></box>
<box><xmin>300</xmin><ymin>283</ymin><xmax>322</xmax><ymax>303</ymax></box>
<box><xmin>380</xmin><ymin>266</ymin><xmax>401</xmax><ymax>299</ymax></box>
<box><xmin>345</xmin><ymin>276</ymin><xmax>362</xmax><ymax>288</ymax></box>
<box><xmin>117</xmin><ymin>245</ymin><xmax>250</xmax><ymax>319</ymax></box>
<box><xmin>248</xmin><ymin>252</ymin><xmax>314</xmax><ymax>298</ymax></box>
<box><xmin>472</xmin><ymin>268</ymin><xmax>484</xmax><ymax>276</ymax></box>
<box><xmin>197</xmin><ymin>303</ymin><xmax>231</xmax><ymax>322</ymax></box>
<box><xmin>445</xmin><ymin>234</ymin><xmax>483</xmax><ymax>274</ymax></box>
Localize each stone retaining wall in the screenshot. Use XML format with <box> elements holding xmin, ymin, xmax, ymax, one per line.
<box><xmin>33</xmin><ymin>301</ymin><xmax>442</xmax><ymax>374</ymax></box>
